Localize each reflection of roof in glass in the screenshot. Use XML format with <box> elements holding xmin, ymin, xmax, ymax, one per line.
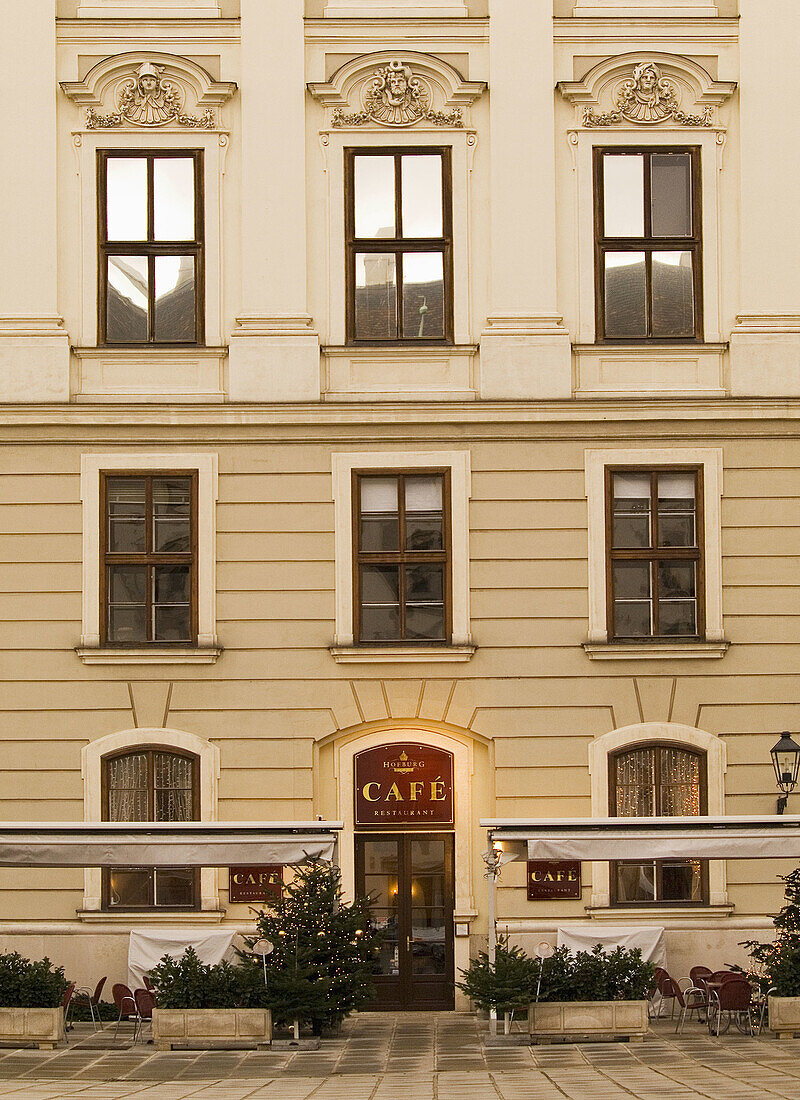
<box><xmin>606</xmin><ymin>257</ymin><xmax>694</xmax><ymax>338</ymax></box>
<box><xmin>355</xmin><ymin>279</ymin><xmax>444</xmax><ymax>340</ymax></box>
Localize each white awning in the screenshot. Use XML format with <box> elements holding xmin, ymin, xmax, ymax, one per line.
<box><xmin>0</xmin><ymin>822</ymin><xmax>342</xmax><ymax>866</ymax></box>
<box><xmin>481</xmin><ymin>815</ymin><xmax>800</xmax><ymax>861</ymax></box>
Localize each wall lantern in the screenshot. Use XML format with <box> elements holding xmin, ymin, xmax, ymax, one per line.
<box><xmin>771</xmin><ymin>732</ymin><xmax>800</xmax><ymax>814</ymax></box>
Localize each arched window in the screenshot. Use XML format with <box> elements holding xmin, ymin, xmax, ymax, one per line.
<box><xmin>102</xmin><ymin>748</ymin><xmax>199</xmax><ymax>910</ymax></box>
<box><xmin>610</xmin><ymin>743</ymin><xmax>707</xmax><ymax>905</ymax></box>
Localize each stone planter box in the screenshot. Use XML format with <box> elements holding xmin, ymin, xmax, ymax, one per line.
<box><xmin>0</xmin><ymin>1007</ymin><xmax>65</xmax><ymax>1049</ymax></box>
<box><xmin>152</xmin><ymin>1008</ymin><xmax>272</xmax><ymax>1051</ymax></box>
<box><xmin>529</xmin><ymin>1000</ymin><xmax>649</xmax><ymax>1044</ymax></box>
<box><xmin>768</xmin><ymin>996</ymin><xmax>800</xmax><ymax>1039</ymax></box>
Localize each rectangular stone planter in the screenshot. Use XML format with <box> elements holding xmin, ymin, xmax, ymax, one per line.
<box><xmin>529</xmin><ymin>1000</ymin><xmax>649</xmax><ymax>1044</ymax></box>
<box><xmin>152</xmin><ymin>1008</ymin><xmax>272</xmax><ymax>1051</ymax></box>
<box><xmin>0</xmin><ymin>1007</ymin><xmax>65</xmax><ymax>1049</ymax></box>
<box><xmin>768</xmin><ymin>996</ymin><xmax>800</xmax><ymax>1039</ymax></box>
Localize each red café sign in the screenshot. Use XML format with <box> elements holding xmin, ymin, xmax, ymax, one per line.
<box><xmin>527</xmin><ymin>860</ymin><xmax>582</xmax><ymax>901</ymax></box>
<box><xmin>228</xmin><ymin>865</ymin><xmax>283</xmax><ymax>904</ymax></box>
<box><xmin>355</xmin><ymin>743</ymin><xmax>454</xmax><ymax>827</ymax></box>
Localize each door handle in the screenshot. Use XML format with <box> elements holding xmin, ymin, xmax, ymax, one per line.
<box><xmin>406</xmin><ymin>935</ymin><xmax>412</xmax><ymax>952</ymax></box>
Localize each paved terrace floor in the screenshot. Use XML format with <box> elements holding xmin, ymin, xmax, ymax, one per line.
<box><xmin>3</xmin><ymin>1014</ymin><xmax>800</xmax><ymax>1098</ymax></box>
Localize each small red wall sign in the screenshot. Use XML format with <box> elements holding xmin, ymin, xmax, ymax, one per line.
<box><xmin>355</xmin><ymin>742</ymin><xmax>454</xmax><ymax>827</ymax></box>
<box><xmin>228</xmin><ymin>865</ymin><xmax>283</xmax><ymax>904</ymax></box>
<box><xmin>527</xmin><ymin>860</ymin><xmax>581</xmax><ymax>901</ymax></box>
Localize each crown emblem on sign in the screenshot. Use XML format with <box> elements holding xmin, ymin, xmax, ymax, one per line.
<box><xmin>392</xmin><ymin>751</ymin><xmax>415</xmax><ymax>774</ymax></box>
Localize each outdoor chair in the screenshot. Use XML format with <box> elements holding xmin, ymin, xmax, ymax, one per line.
<box><xmin>690</xmin><ymin>966</ymin><xmax>713</xmax><ymax>991</ymax></box>
<box><xmin>708</xmin><ymin>977</ymin><xmax>754</xmax><ymax>1036</ymax></box>
<box><xmin>676</xmin><ymin>980</ymin><xmax>712</xmax><ymax>1033</ymax></box>
<box><xmin>709</xmin><ymin>970</ymin><xmax>738</xmax><ymax>984</ymax></box>
<box><xmin>142</xmin><ymin>975</ymin><xmax>155</xmax><ymax>993</ymax></box>
<box><xmin>133</xmin><ymin>988</ymin><xmax>155</xmax><ymax>1044</ymax></box>
<box><xmin>61</xmin><ymin>982</ymin><xmax>76</xmax><ymax>1031</ymax></box>
<box><xmin>652</xmin><ymin>967</ymin><xmax>686</xmax><ymax>1019</ymax></box>
<box><xmin>68</xmin><ymin>976</ymin><xmax>107</xmax><ymax>1031</ymax></box>
<box><xmin>112</xmin><ymin>983</ymin><xmax>137</xmax><ymax>1040</ymax></box>
<box><xmin>755</xmin><ymin>985</ymin><xmax>777</xmax><ymax>1035</ymax></box>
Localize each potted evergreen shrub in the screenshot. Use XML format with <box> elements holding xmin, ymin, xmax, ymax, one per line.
<box><xmin>743</xmin><ymin>866</ymin><xmax>800</xmax><ymax>1038</ymax></box>
<box><xmin>456</xmin><ymin>940</ymin><xmax>538</xmax><ymax>1034</ymax></box>
<box><xmin>150</xmin><ymin>947</ymin><xmax>272</xmax><ymax>1051</ymax></box>
<box><xmin>0</xmin><ymin>951</ymin><xmax>70</xmax><ymax>1049</ymax></box>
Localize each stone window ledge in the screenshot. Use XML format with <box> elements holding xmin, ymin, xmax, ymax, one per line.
<box><xmin>329</xmin><ymin>644</ymin><xmax>476</xmax><ymax>664</ymax></box>
<box><xmin>75</xmin><ymin>646</ymin><xmax>223</xmax><ymax>666</ymax></box>
<box><xmin>77</xmin><ymin>909</ymin><xmax>226</xmax><ymax>924</ymax></box>
<box><xmin>583</xmin><ymin>641</ymin><xmax>729</xmax><ymax>661</ymax></box>
<box><xmin>586</xmin><ymin>905</ymin><xmax>734</xmax><ymax>921</ymax></box>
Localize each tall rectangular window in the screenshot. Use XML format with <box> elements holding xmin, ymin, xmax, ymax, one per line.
<box><xmin>101</xmin><ymin>472</ymin><xmax>197</xmax><ymax>645</ymax></box>
<box><xmin>354</xmin><ymin>471</ymin><xmax>450</xmax><ymax>643</ymax></box>
<box><xmin>98</xmin><ymin>151</ymin><xmax>204</xmax><ymax>345</ymax></box>
<box><xmin>346</xmin><ymin>149</ymin><xmax>452</xmax><ymax>344</ymax></box>
<box><xmin>606</xmin><ymin>468</ymin><xmax>703</xmax><ymax>640</ymax></box>
<box><xmin>594</xmin><ymin>148</ymin><xmax>702</xmax><ymax>342</ymax></box>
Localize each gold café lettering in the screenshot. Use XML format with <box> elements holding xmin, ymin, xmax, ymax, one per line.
<box><xmin>355</xmin><ymin>743</ymin><xmax>454</xmax><ymax>827</ymax></box>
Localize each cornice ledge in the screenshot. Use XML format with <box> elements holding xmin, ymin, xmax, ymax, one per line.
<box><xmin>330</xmin><ymin>644</ymin><xmax>475</xmax><ymax>664</ymax></box>
<box><xmin>75</xmin><ymin>646</ymin><xmax>223</xmax><ymax>665</ymax></box>
<box><xmin>583</xmin><ymin>641</ymin><xmax>729</xmax><ymax>660</ymax></box>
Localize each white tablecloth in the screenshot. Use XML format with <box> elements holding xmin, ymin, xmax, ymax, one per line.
<box><xmin>128</xmin><ymin>928</ymin><xmax>240</xmax><ymax>990</ymax></box>
<box><xmin>556</xmin><ymin>925</ymin><xmax>666</xmax><ymax>969</ymax></box>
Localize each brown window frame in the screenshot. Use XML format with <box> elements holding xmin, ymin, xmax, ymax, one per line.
<box><xmin>100</xmin><ymin>470</ymin><xmax>199</xmax><ymax>646</ymax></box>
<box><xmin>610</xmin><ymin>742</ymin><xmax>709</xmax><ymax>907</ymax></box>
<box><xmin>605</xmin><ymin>465</ymin><xmax>705</xmax><ymax>642</ymax></box>
<box><xmin>101</xmin><ymin>747</ymin><xmax>200</xmax><ymax>912</ymax></box>
<box><xmin>345</xmin><ymin>147</ymin><xmax>454</xmax><ymax>346</ymax></box>
<box><xmin>97</xmin><ymin>149</ymin><xmax>205</xmax><ymax>347</ymax></box>
<box><xmin>593</xmin><ymin>146</ymin><xmax>703</xmax><ymax>344</ymax></box>
<box><xmin>352</xmin><ymin>468</ymin><xmax>452</xmax><ymax>645</ymax></box>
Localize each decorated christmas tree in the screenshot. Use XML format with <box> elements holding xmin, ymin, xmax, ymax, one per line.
<box><xmin>248</xmin><ymin>859</ymin><xmax>382</xmax><ymax>1033</ymax></box>
<box><xmin>743</xmin><ymin>866</ymin><xmax>800</xmax><ymax>996</ymax></box>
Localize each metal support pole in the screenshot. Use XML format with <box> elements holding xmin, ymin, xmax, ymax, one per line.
<box><xmin>483</xmin><ymin>832</ymin><xmax>502</xmax><ymax>1036</ymax></box>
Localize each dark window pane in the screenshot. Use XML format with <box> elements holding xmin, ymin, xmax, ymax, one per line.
<box><xmin>154</xmin><ymin>605</ymin><xmax>191</xmax><ymax>641</ymax></box>
<box><xmin>355</xmin><ymin>253</ymin><xmax>397</xmax><ymax>339</ymax></box>
<box><xmin>108</xmin><ymin>868</ymin><xmax>151</xmax><ymax>907</ymax></box>
<box><xmin>615</xmin><ymin>862</ymin><xmax>656</xmax><ymax>904</ymax></box>
<box><xmin>360</xmin><ymin>478</ymin><xmax>399</xmax><ymax>551</ymax></box>
<box><xmin>603</xmin><ymin>154</ymin><xmax>644</xmax><ymax>237</ymax></box>
<box><xmin>614</xmin><ymin>601</ymin><xmax>651</xmax><ymax>638</ymax></box>
<box><xmin>614</xmin><ymin>560</ymin><xmax>651</xmax><ymax>600</ymax></box>
<box><xmin>604</xmin><ymin>252</ymin><xmax>646</xmax><ymax>338</ymax></box>
<box><xmin>401</xmin><ymin>155</ymin><xmax>443</xmax><ymax>238</ymax></box>
<box><xmin>661</xmin><ymin>860</ymin><xmax>702</xmax><ymax>902</ymax></box>
<box><xmin>154</xmin><ymin>566</ymin><xmax>191</xmax><ymax>641</ymax></box>
<box><xmin>154</xmin><ymin>255</ymin><xmax>195</xmax><ymax>342</ymax></box>
<box><xmin>612</xmin><ymin>473</ymin><xmax>651</xmax><ymax>548</ymax></box>
<box><xmin>106</xmin><ymin>255</ymin><xmax>148</xmax><ymax>343</ymax></box>
<box><xmin>106</xmin><ymin>158</ymin><xmax>148</xmax><ymax>241</ymax></box>
<box><xmin>402</xmin><ymin>252</ymin><xmax>444</xmax><ymax>339</ymax></box>
<box><xmin>659</xmin><ymin>600</ymin><xmax>696</xmax><ymax>636</ymax></box>
<box><xmin>108</xmin><ymin>566</ymin><xmax>147</xmax><ymax>643</ymax></box>
<box><xmin>406</xmin><ymin>605</ymin><xmax>445</xmax><ymax>641</ymax></box>
<box><xmin>651</xmin><ymin>252</ymin><xmax>695</xmax><ymax>337</ymax></box>
<box><xmin>155</xmin><ymin>868</ymin><xmax>194</xmax><ymax>907</ymax></box>
<box><xmin>153</xmin><ymin>158</ymin><xmax>195</xmax><ymax>242</ymax></box>
<box><xmin>153</xmin><ymin>478</ymin><xmax>192</xmax><ymax>552</ymax></box>
<box><xmin>154</xmin><ymin>566</ymin><xmax>190</xmax><ymax>604</ymax></box>
<box><xmin>406</xmin><ymin>563</ymin><xmax>444</xmax><ymax>604</ymax></box>
<box><xmin>107</xmin><ymin>478</ymin><xmax>146</xmax><ymax>553</ymax></box>
<box><xmin>361</xmin><ymin>606</ymin><xmax>401</xmax><ymax>641</ymax></box>
<box><xmin>361</xmin><ymin>565</ymin><xmax>401</xmax><ymax>641</ymax></box>
<box><xmin>405</xmin><ymin>476</ymin><xmax>444</xmax><ymax>550</ymax></box>
<box><xmin>658</xmin><ymin>560</ymin><xmax>695</xmax><ymax>599</ymax></box>
<box><xmin>650</xmin><ymin>154</ymin><xmax>692</xmax><ymax>238</ymax></box>
<box><xmin>155</xmin><ymin>789</ymin><xmax>192</xmax><ymax>823</ymax></box>
<box><xmin>354</xmin><ymin>156</ymin><xmax>395</xmax><ymax>238</ymax></box>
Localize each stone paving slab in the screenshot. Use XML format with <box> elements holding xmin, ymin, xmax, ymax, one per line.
<box><xmin>6</xmin><ymin>1014</ymin><xmax>800</xmax><ymax>1098</ymax></box>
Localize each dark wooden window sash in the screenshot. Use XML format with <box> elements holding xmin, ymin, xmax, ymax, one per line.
<box><xmin>593</xmin><ymin>146</ymin><xmax>703</xmax><ymax>344</ymax></box>
<box><xmin>101</xmin><ymin>748</ymin><xmax>200</xmax><ymax>911</ymax></box>
<box><xmin>352</xmin><ymin>468</ymin><xmax>452</xmax><ymax>645</ymax></box>
<box><xmin>345</xmin><ymin>147</ymin><xmax>454</xmax><ymax>346</ymax></box>
<box><xmin>97</xmin><ymin>149</ymin><xmax>205</xmax><ymax>347</ymax></box>
<box><xmin>99</xmin><ymin>470</ymin><xmax>199</xmax><ymax>646</ymax></box>
<box><xmin>609</xmin><ymin>743</ymin><xmax>709</xmax><ymax>906</ymax></box>
<box><xmin>605</xmin><ymin>465</ymin><xmax>705</xmax><ymax>642</ymax></box>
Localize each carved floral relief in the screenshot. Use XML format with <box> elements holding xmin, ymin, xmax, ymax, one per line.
<box><xmin>85</xmin><ymin>61</ymin><xmax>216</xmax><ymax>129</ymax></box>
<box><xmin>582</xmin><ymin>61</ymin><xmax>713</xmax><ymax>128</ymax></box>
<box><xmin>331</xmin><ymin>59</ymin><xmax>464</xmax><ymax>128</ymax></box>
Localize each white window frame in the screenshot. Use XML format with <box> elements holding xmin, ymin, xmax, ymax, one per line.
<box><xmin>330</xmin><ymin>450</ymin><xmax>474</xmax><ymax>661</ymax></box>
<box><xmin>588</xmin><ymin>722</ymin><xmax>728</xmax><ymax>911</ymax></box>
<box><xmin>584</xmin><ymin>446</ymin><xmax>726</xmax><ymax>658</ymax></box>
<box><xmin>81</xmin><ymin>726</ymin><xmax>221</xmax><ymax>914</ymax></box>
<box><xmin>77</xmin><ymin>452</ymin><xmax>219</xmax><ymax>663</ymax></box>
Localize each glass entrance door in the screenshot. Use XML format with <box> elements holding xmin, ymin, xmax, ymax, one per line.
<box><xmin>356</xmin><ymin>832</ymin><xmax>455</xmax><ymax>1010</ymax></box>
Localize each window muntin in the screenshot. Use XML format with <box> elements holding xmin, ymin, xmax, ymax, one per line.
<box><xmin>354</xmin><ymin>471</ymin><xmax>450</xmax><ymax>643</ymax></box>
<box><xmin>611</xmin><ymin>744</ymin><xmax>707</xmax><ymax>905</ymax></box>
<box><xmin>101</xmin><ymin>473</ymin><xmax>197</xmax><ymax>645</ymax></box>
<box><xmin>595</xmin><ymin>148</ymin><xmax>702</xmax><ymax>342</ymax></box>
<box><xmin>98</xmin><ymin>151</ymin><xmax>204</xmax><ymax>346</ymax></box>
<box><xmin>102</xmin><ymin>748</ymin><xmax>198</xmax><ymax>910</ymax></box>
<box><xmin>346</xmin><ymin>149</ymin><xmax>452</xmax><ymax>344</ymax></box>
<box><xmin>606</xmin><ymin>467</ymin><xmax>703</xmax><ymax>640</ymax></box>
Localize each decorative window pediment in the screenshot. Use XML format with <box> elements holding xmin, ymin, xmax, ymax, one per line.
<box><xmin>558</xmin><ymin>53</ymin><xmax>736</xmax><ymax>129</ymax></box>
<box><xmin>60</xmin><ymin>52</ymin><xmax>237</xmax><ymax>131</ymax></box>
<box><xmin>308</xmin><ymin>52</ymin><xmax>486</xmax><ymax>130</ymax></box>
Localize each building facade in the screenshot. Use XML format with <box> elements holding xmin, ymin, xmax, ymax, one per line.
<box><xmin>1</xmin><ymin>0</ymin><xmax>798</xmax><ymax>1010</ymax></box>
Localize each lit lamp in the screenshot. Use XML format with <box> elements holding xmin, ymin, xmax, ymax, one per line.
<box><xmin>771</xmin><ymin>732</ymin><xmax>800</xmax><ymax>815</ymax></box>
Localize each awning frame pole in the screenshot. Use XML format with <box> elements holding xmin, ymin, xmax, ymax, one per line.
<box><xmin>482</xmin><ymin>830</ymin><xmax>502</xmax><ymax>1036</ymax></box>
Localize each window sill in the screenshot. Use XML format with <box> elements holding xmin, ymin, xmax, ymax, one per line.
<box><xmin>583</xmin><ymin>641</ymin><xmax>729</xmax><ymax>661</ymax></box>
<box><xmin>586</xmin><ymin>905</ymin><xmax>734</xmax><ymax>921</ymax></box>
<box><xmin>329</xmin><ymin>644</ymin><xmax>476</xmax><ymax>664</ymax></box>
<box><xmin>75</xmin><ymin>646</ymin><xmax>223</xmax><ymax>666</ymax></box>
<box><xmin>77</xmin><ymin>909</ymin><xmax>226</xmax><ymax>924</ymax></box>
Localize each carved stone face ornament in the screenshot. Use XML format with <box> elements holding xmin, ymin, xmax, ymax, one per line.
<box><xmin>364</xmin><ymin>59</ymin><xmax>428</xmax><ymax>126</ymax></box>
<box><xmin>617</xmin><ymin>62</ymin><xmax>679</xmax><ymax>124</ymax></box>
<box><xmin>118</xmin><ymin>61</ymin><xmax>182</xmax><ymax>126</ymax></box>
